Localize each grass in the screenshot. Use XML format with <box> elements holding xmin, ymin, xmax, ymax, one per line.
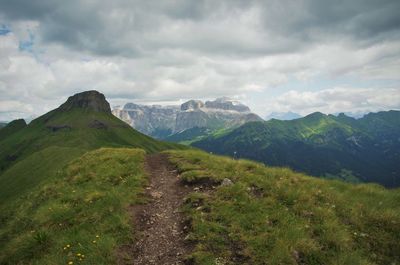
<box><xmin>0</xmin><ymin>119</ymin><xmax>26</xmax><ymax>140</ymax></box>
<box><xmin>167</xmin><ymin>150</ymin><xmax>400</xmax><ymax>265</ymax></box>
<box><xmin>192</xmin><ymin>111</ymin><xmax>400</xmax><ymax>188</ymax></box>
<box><xmin>1</xmin><ymin>147</ymin><xmax>399</xmax><ymax>264</ymax></box>
<box><xmin>0</xmin><ymin>108</ymin><xmax>186</xmax><ymax>203</ymax></box>
<box><xmin>0</xmin><ymin>148</ymin><xmax>147</xmax><ymax>265</ymax></box>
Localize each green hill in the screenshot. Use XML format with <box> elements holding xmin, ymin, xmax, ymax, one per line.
<box><xmin>166</xmin><ymin>150</ymin><xmax>400</xmax><ymax>264</ymax></box>
<box><xmin>192</xmin><ymin>111</ymin><xmax>400</xmax><ymax>187</ymax></box>
<box><xmin>1</xmin><ymin>91</ymin><xmax>398</xmax><ymax>264</ymax></box>
<box><xmin>0</xmin><ymin>90</ymin><xmax>184</xmax><ymax>203</ymax></box>
<box><xmin>0</xmin><ymin>119</ymin><xmax>26</xmax><ymax>140</ymax></box>
<box><xmin>1</xmin><ymin>148</ymin><xmax>399</xmax><ymax>264</ymax></box>
<box><xmin>164</xmin><ymin>127</ymin><xmax>213</xmax><ymax>144</ymax></box>
<box><xmin>0</xmin><ymin>147</ymin><xmax>147</xmax><ymax>264</ymax></box>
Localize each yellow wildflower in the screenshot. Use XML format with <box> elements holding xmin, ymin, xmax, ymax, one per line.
<box><xmin>92</xmin><ymin>240</ymin><xmax>97</xmax><ymax>243</ymax></box>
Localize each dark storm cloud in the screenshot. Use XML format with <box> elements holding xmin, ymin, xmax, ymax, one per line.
<box><xmin>0</xmin><ymin>0</ymin><xmax>399</xmax><ymax>121</ymax></box>
<box><xmin>275</xmin><ymin>0</ymin><xmax>400</xmax><ymax>44</ymax></box>
<box><xmin>1</xmin><ymin>0</ymin><xmax>399</xmax><ymax>57</ymax></box>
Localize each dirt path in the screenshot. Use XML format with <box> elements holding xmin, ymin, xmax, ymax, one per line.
<box><xmin>125</xmin><ymin>153</ymin><xmax>191</xmax><ymax>265</ymax></box>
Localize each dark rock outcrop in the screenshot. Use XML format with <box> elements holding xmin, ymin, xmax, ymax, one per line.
<box><xmin>89</xmin><ymin>120</ymin><xmax>108</xmax><ymax>129</ymax></box>
<box><xmin>59</xmin><ymin>90</ymin><xmax>111</xmax><ymax>113</ymax></box>
<box><xmin>47</xmin><ymin>125</ymin><xmax>72</xmax><ymax>132</ymax></box>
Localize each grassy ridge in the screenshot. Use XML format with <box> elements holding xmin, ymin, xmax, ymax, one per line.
<box><xmin>0</xmin><ymin>148</ymin><xmax>147</xmax><ymax>265</ymax></box>
<box><xmin>0</xmin><ymin>119</ymin><xmax>26</xmax><ymax>141</ymax></box>
<box><xmin>0</xmin><ymin>109</ymin><xmax>185</xmax><ymax>203</ymax></box>
<box><xmin>192</xmin><ymin>111</ymin><xmax>400</xmax><ymax>187</ymax></box>
<box><xmin>167</xmin><ymin>150</ymin><xmax>400</xmax><ymax>265</ymax></box>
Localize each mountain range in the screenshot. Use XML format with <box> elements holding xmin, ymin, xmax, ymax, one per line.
<box><xmin>192</xmin><ymin>111</ymin><xmax>400</xmax><ymax>187</ymax></box>
<box><xmin>112</xmin><ymin>97</ymin><xmax>262</xmax><ymax>139</ymax></box>
<box><xmin>111</xmin><ymin>98</ymin><xmax>400</xmax><ymax>187</ymax></box>
<box><xmin>0</xmin><ymin>90</ymin><xmax>399</xmax><ymax>264</ymax></box>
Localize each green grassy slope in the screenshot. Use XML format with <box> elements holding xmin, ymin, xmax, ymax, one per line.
<box><xmin>193</xmin><ymin>111</ymin><xmax>400</xmax><ymax>187</ymax></box>
<box><xmin>0</xmin><ymin>94</ymin><xmax>185</xmax><ymax>203</ymax></box>
<box><xmin>164</xmin><ymin>127</ymin><xmax>213</xmax><ymax>144</ymax></box>
<box><xmin>1</xmin><ymin>141</ymin><xmax>398</xmax><ymax>264</ymax></box>
<box><xmin>0</xmin><ymin>119</ymin><xmax>26</xmax><ymax>141</ymax></box>
<box><xmin>0</xmin><ymin>148</ymin><xmax>147</xmax><ymax>265</ymax></box>
<box><xmin>167</xmin><ymin>150</ymin><xmax>400</xmax><ymax>265</ymax></box>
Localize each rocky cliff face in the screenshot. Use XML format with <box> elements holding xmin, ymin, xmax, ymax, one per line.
<box><xmin>112</xmin><ymin>97</ymin><xmax>263</xmax><ymax>138</ymax></box>
<box><xmin>112</xmin><ymin>104</ymin><xmax>179</xmax><ymax>138</ymax></box>
<box><xmin>59</xmin><ymin>90</ymin><xmax>111</xmax><ymax>113</ymax></box>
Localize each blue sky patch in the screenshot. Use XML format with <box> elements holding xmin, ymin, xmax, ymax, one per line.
<box><xmin>19</xmin><ymin>31</ymin><xmax>35</xmax><ymax>53</ymax></box>
<box><xmin>0</xmin><ymin>25</ymin><xmax>11</xmax><ymax>35</ymax></box>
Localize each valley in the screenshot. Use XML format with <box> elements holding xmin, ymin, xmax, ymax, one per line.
<box><xmin>2</xmin><ymin>1</ymin><xmax>400</xmax><ymax>264</ymax></box>
<box><xmin>112</xmin><ymin>98</ymin><xmax>400</xmax><ymax>188</ymax></box>
<box><xmin>0</xmin><ymin>90</ymin><xmax>399</xmax><ymax>265</ymax></box>
<box><xmin>192</xmin><ymin>111</ymin><xmax>400</xmax><ymax>187</ymax></box>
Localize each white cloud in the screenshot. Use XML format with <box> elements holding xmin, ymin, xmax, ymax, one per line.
<box><xmin>0</xmin><ymin>0</ymin><xmax>399</xmax><ymax>120</ymax></box>
<box><xmin>265</xmin><ymin>87</ymin><xmax>400</xmax><ymax>115</ymax></box>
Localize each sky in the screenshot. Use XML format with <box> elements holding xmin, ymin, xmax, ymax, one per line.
<box><xmin>0</xmin><ymin>0</ymin><xmax>400</xmax><ymax>121</ymax></box>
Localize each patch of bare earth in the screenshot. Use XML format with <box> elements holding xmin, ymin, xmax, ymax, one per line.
<box><xmin>118</xmin><ymin>153</ymin><xmax>192</xmax><ymax>265</ymax></box>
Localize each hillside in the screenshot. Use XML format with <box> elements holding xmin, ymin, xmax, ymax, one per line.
<box><xmin>1</xmin><ymin>91</ymin><xmax>399</xmax><ymax>264</ymax></box>
<box><xmin>0</xmin><ymin>90</ymin><xmax>184</xmax><ymax>203</ymax></box>
<box><xmin>0</xmin><ymin>119</ymin><xmax>26</xmax><ymax>140</ymax></box>
<box><xmin>1</xmin><ymin>148</ymin><xmax>399</xmax><ymax>264</ymax></box>
<box><xmin>192</xmin><ymin>111</ymin><xmax>400</xmax><ymax>187</ymax></box>
<box><xmin>0</xmin><ymin>148</ymin><xmax>147</xmax><ymax>264</ymax></box>
<box><xmin>165</xmin><ymin>150</ymin><xmax>400</xmax><ymax>264</ymax></box>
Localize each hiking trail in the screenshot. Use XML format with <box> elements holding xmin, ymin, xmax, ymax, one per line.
<box><xmin>120</xmin><ymin>153</ymin><xmax>191</xmax><ymax>265</ymax></box>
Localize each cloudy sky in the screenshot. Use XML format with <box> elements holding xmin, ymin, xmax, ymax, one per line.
<box><xmin>0</xmin><ymin>0</ymin><xmax>399</xmax><ymax>121</ymax></box>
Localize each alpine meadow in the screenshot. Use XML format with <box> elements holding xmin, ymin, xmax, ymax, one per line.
<box><xmin>1</xmin><ymin>0</ymin><xmax>400</xmax><ymax>264</ymax></box>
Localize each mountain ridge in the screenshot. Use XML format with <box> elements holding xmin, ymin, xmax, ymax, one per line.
<box><xmin>0</xmin><ymin>90</ymin><xmax>185</xmax><ymax>203</ymax></box>
<box><xmin>112</xmin><ymin>97</ymin><xmax>263</xmax><ymax>138</ymax></box>
<box><xmin>192</xmin><ymin>110</ymin><xmax>400</xmax><ymax>187</ymax></box>
<box><xmin>0</xmin><ymin>91</ymin><xmax>399</xmax><ymax>264</ymax></box>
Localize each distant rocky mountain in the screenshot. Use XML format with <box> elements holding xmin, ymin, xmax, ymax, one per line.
<box><xmin>112</xmin><ymin>97</ymin><xmax>263</xmax><ymax>139</ymax></box>
<box><xmin>193</xmin><ymin>110</ymin><xmax>400</xmax><ymax>187</ymax></box>
<box><xmin>265</xmin><ymin>111</ymin><xmax>302</xmax><ymax>120</ymax></box>
<box><xmin>113</xmin><ymin>103</ymin><xmax>180</xmax><ymax>139</ymax></box>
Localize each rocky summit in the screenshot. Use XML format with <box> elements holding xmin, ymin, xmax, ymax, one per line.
<box><xmin>112</xmin><ymin>97</ymin><xmax>263</xmax><ymax>138</ymax></box>
<box><xmin>59</xmin><ymin>90</ymin><xmax>111</xmax><ymax>113</ymax></box>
